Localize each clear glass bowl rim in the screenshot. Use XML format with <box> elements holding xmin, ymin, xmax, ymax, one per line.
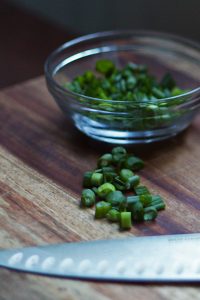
<box><xmin>44</xmin><ymin>29</ymin><xmax>200</xmax><ymax>104</ymax></box>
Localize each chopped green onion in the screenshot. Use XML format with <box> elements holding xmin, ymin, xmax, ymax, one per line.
<box><xmin>106</xmin><ymin>190</ymin><xmax>126</xmax><ymax>206</ymax></box>
<box><xmin>80</xmin><ymin>146</ymin><xmax>166</xmax><ymax>230</ymax></box>
<box><xmin>98</xmin><ymin>153</ymin><xmax>113</xmax><ymax>167</ymax></box>
<box><xmin>83</xmin><ymin>171</ymin><xmax>93</xmax><ymax>188</ymax></box>
<box><xmin>91</xmin><ymin>172</ymin><xmax>104</xmax><ymax>187</ymax></box>
<box><xmin>139</xmin><ymin>194</ymin><xmax>152</xmax><ymax>207</ymax></box>
<box><xmin>101</xmin><ymin>166</ymin><xmax>115</xmax><ymax>173</ymax></box>
<box><xmin>112</xmin><ymin>146</ymin><xmax>127</xmax><ymax>162</ymax></box>
<box><xmin>97</xmin><ymin>183</ymin><xmax>116</xmax><ymax>198</ymax></box>
<box><xmin>171</xmin><ymin>87</ymin><xmax>186</xmax><ymax>96</ymax></box>
<box><xmin>144</xmin><ymin>206</ymin><xmax>158</xmax><ymax>221</ymax></box>
<box><xmin>152</xmin><ymin>87</ymin><xmax>165</xmax><ymax>99</ymax></box>
<box><xmin>120</xmin><ymin>169</ymin><xmax>134</xmax><ymax>182</ymax></box>
<box><xmin>145</xmin><ymin>104</ymin><xmax>159</xmax><ymax>116</ymax></box>
<box><xmin>151</xmin><ymin>195</ymin><xmax>164</xmax><ymax>202</ymax></box>
<box><xmin>68</xmin><ymin>60</ymin><xmax>187</xmax><ymax>133</ymax></box>
<box><xmin>95</xmin><ymin>201</ymin><xmax>112</xmax><ymax>218</ymax></box>
<box><xmin>127</xmin><ymin>195</ymin><xmax>140</xmax><ymax>204</ymax></box>
<box><xmin>84</xmin><ymin>70</ymin><xmax>95</xmax><ymax>82</ymax></box>
<box><xmin>127</xmin><ymin>195</ymin><xmax>140</xmax><ymax>212</ymax></box>
<box><xmin>129</xmin><ymin>201</ymin><xmax>144</xmax><ymax>222</ymax></box>
<box><xmin>126</xmin><ymin>175</ymin><xmax>140</xmax><ymax>189</ymax></box>
<box><xmin>101</xmin><ymin>167</ymin><xmax>117</xmax><ymax>180</ymax></box>
<box><xmin>120</xmin><ymin>212</ymin><xmax>132</xmax><ymax>229</ymax></box>
<box><xmin>94</xmin><ymin>168</ymin><xmax>103</xmax><ymax>173</ymax></box>
<box><xmin>135</xmin><ymin>185</ymin><xmax>150</xmax><ymax>195</ymax></box>
<box><xmin>124</xmin><ymin>156</ymin><xmax>144</xmax><ymax>171</ymax></box>
<box><xmin>81</xmin><ymin>189</ymin><xmax>95</xmax><ymax>207</ymax></box>
<box><xmin>106</xmin><ymin>209</ymin><xmax>120</xmax><ymax>222</ymax></box>
<box><xmin>150</xmin><ymin>195</ymin><xmax>166</xmax><ymax>210</ymax></box>
<box><xmin>112</xmin><ymin>146</ymin><xmax>127</xmax><ymax>156</ymax></box>
<box><xmin>95</xmin><ymin>59</ymin><xmax>115</xmax><ymax>75</ymax></box>
<box><xmin>126</xmin><ymin>76</ymin><xmax>137</xmax><ymax>89</ymax></box>
<box><xmin>113</xmin><ymin>176</ymin><xmax>127</xmax><ymax>191</ymax></box>
<box><xmin>103</xmin><ymin>172</ymin><xmax>117</xmax><ymax>183</ymax></box>
<box><xmin>153</xmin><ymin>203</ymin><xmax>166</xmax><ymax>210</ymax></box>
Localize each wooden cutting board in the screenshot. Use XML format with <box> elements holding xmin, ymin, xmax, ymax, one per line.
<box><xmin>0</xmin><ymin>77</ymin><xmax>200</xmax><ymax>299</ymax></box>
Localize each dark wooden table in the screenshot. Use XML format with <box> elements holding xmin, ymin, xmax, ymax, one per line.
<box><xmin>0</xmin><ymin>77</ymin><xmax>200</xmax><ymax>299</ymax></box>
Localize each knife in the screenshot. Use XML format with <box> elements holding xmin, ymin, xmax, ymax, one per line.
<box><xmin>1</xmin><ymin>233</ymin><xmax>200</xmax><ymax>282</ymax></box>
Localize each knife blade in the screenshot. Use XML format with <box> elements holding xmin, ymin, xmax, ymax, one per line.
<box><xmin>1</xmin><ymin>233</ymin><xmax>200</xmax><ymax>282</ymax></box>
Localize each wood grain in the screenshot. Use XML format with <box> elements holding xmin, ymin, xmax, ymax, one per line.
<box><xmin>0</xmin><ymin>77</ymin><xmax>200</xmax><ymax>299</ymax></box>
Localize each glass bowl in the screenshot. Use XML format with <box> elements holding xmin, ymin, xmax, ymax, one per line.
<box><xmin>44</xmin><ymin>30</ymin><xmax>200</xmax><ymax>144</ymax></box>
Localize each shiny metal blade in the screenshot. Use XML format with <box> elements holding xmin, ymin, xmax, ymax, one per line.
<box><xmin>1</xmin><ymin>233</ymin><xmax>200</xmax><ymax>282</ymax></box>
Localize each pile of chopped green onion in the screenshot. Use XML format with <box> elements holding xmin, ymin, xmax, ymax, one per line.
<box><xmin>81</xmin><ymin>147</ymin><xmax>165</xmax><ymax>230</ymax></box>
<box><xmin>67</xmin><ymin>59</ymin><xmax>186</xmax><ymax>101</ymax></box>
<box><xmin>66</xmin><ymin>59</ymin><xmax>188</xmax><ymax>131</ymax></box>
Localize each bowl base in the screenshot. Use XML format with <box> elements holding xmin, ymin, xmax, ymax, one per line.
<box><xmin>75</xmin><ymin>115</ymin><xmax>190</xmax><ymax>144</ymax></box>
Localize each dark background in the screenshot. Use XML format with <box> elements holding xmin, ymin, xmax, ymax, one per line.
<box><xmin>2</xmin><ymin>0</ymin><xmax>200</xmax><ymax>88</ymax></box>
